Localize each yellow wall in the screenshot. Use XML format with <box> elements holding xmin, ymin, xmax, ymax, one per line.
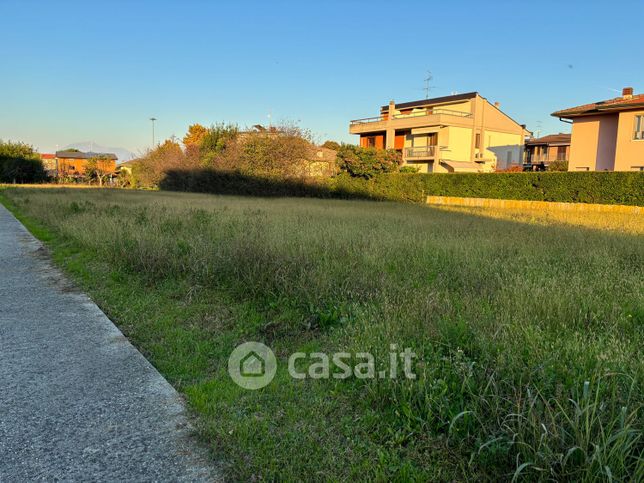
<box><xmin>483</xmin><ymin>131</ymin><xmax>524</xmax><ymax>169</ymax></box>
<box><xmin>569</xmin><ymin>115</ymin><xmax>618</xmax><ymax>171</ymax></box>
<box><xmin>441</xmin><ymin>126</ymin><xmax>472</xmax><ymax>162</ymax></box>
<box><xmin>614</xmin><ymin>111</ymin><xmax>644</xmax><ymax>171</ymax></box>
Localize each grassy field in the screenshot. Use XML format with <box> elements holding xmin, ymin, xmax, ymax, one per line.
<box><xmin>1</xmin><ymin>187</ymin><xmax>642</xmax><ymax>481</ymax></box>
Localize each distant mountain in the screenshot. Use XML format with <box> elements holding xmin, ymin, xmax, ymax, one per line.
<box><xmin>62</xmin><ymin>142</ymin><xmax>136</xmax><ymax>163</ymax></box>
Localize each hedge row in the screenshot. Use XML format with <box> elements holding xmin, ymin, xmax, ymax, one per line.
<box><xmin>161</xmin><ymin>170</ymin><xmax>644</xmax><ymax>206</ymax></box>
<box><xmin>0</xmin><ymin>157</ymin><xmax>47</xmax><ymax>183</ymax></box>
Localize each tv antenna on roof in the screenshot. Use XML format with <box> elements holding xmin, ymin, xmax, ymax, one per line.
<box><xmin>423</xmin><ymin>71</ymin><xmax>442</xmax><ymax>99</ymax></box>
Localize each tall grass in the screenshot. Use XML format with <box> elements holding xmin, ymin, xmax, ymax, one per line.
<box><xmin>2</xmin><ymin>188</ymin><xmax>642</xmax><ymax>481</ymax></box>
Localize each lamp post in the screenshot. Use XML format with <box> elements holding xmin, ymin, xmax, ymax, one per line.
<box><xmin>149</xmin><ymin>117</ymin><xmax>157</xmax><ymax>148</ymax></box>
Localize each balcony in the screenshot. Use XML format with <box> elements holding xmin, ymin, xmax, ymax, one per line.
<box><xmin>392</xmin><ymin>108</ymin><xmax>471</xmax><ymax>120</ymax></box>
<box><xmin>350</xmin><ymin>108</ymin><xmax>472</xmax><ymax>134</ymax></box>
<box><xmin>525</xmin><ymin>155</ymin><xmax>569</xmax><ymax>164</ymax></box>
<box><xmin>404</xmin><ymin>146</ymin><xmax>436</xmax><ymax>160</ymax></box>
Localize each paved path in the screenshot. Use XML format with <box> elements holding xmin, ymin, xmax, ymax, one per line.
<box><xmin>0</xmin><ymin>204</ymin><xmax>221</xmax><ymax>481</ymax></box>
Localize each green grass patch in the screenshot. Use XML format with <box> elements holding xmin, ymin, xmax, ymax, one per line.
<box><xmin>1</xmin><ymin>187</ymin><xmax>642</xmax><ymax>481</ymax></box>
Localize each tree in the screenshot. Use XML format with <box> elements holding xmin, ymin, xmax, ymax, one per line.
<box><xmin>321</xmin><ymin>140</ymin><xmax>341</xmax><ymax>151</ymax></box>
<box><xmin>211</xmin><ymin>124</ymin><xmax>313</xmax><ymax>178</ymax></box>
<box><xmin>0</xmin><ymin>140</ymin><xmax>47</xmax><ymax>183</ymax></box>
<box><xmin>199</xmin><ymin>123</ymin><xmax>239</xmax><ymax>166</ymax></box>
<box><xmin>336</xmin><ymin>145</ymin><xmax>402</xmax><ymax>178</ymax></box>
<box><xmin>136</xmin><ymin>139</ymin><xmax>186</xmax><ymax>187</ymax></box>
<box><xmin>85</xmin><ymin>156</ymin><xmax>111</xmax><ymax>186</ymax></box>
<box><xmin>182</xmin><ymin>124</ymin><xmax>208</xmax><ymax>148</ymax></box>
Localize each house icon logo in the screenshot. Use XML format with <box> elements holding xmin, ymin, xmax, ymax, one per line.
<box><xmin>240</xmin><ymin>351</ymin><xmax>265</xmax><ymax>377</ymax></box>
<box><xmin>228</xmin><ymin>342</ymin><xmax>277</xmax><ymax>390</ymax></box>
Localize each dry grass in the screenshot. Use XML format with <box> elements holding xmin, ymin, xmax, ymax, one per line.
<box><xmin>436</xmin><ymin>205</ymin><xmax>644</xmax><ymax>235</ymax></box>
<box><xmin>1</xmin><ymin>187</ymin><xmax>642</xmax><ymax>481</ymax></box>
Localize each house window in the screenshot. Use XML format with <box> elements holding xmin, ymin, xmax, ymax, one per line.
<box><xmin>475</xmin><ymin>133</ymin><xmax>481</xmax><ymax>149</ymax></box>
<box><xmin>634</xmin><ymin>115</ymin><xmax>644</xmax><ymax>140</ymax></box>
<box><xmin>366</xmin><ymin>137</ymin><xmax>376</xmax><ymax>148</ymax></box>
<box><xmin>557</xmin><ymin>146</ymin><xmax>567</xmax><ymax>160</ymax></box>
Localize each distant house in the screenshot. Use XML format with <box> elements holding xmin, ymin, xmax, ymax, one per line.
<box><xmin>552</xmin><ymin>87</ymin><xmax>644</xmax><ymax>171</ymax></box>
<box><xmin>349</xmin><ymin>92</ymin><xmax>530</xmax><ymax>173</ymax></box>
<box><xmin>54</xmin><ymin>151</ymin><xmax>118</xmax><ymax>177</ymax></box>
<box><xmin>523</xmin><ymin>133</ymin><xmax>571</xmax><ymax>169</ymax></box>
<box><xmin>40</xmin><ymin>153</ymin><xmax>57</xmax><ymax>176</ymax></box>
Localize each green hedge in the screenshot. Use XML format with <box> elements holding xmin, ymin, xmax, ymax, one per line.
<box><xmin>161</xmin><ymin>170</ymin><xmax>644</xmax><ymax>206</ymax></box>
<box><xmin>0</xmin><ymin>157</ymin><xmax>47</xmax><ymax>183</ymax></box>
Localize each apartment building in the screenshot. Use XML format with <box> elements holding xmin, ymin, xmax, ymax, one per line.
<box><xmin>349</xmin><ymin>92</ymin><xmax>528</xmax><ymax>173</ymax></box>
<box><xmin>552</xmin><ymin>87</ymin><xmax>644</xmax><ymax>171</ymax></box>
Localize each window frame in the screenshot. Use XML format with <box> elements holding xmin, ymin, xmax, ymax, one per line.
<box><xmin>634</xmin><ymin>114</ymin><xmax>644</xmax><ymax>140</ymax></box>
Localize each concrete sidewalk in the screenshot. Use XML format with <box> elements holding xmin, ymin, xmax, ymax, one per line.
<box><xmin>0</xmin><ymin>204</ymin><xmax>221</xmax><ymax>481</ymax></box>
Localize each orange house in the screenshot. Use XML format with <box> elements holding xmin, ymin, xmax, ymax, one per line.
<box><xmin>54</xmin><ymin>151</ymin><xmax>118</xmax><ymax>177</ymax></box>
<box><xmin>552</xmin><ymin>87</ymin><xmax>644</xmax><ymax>171</ymax></box>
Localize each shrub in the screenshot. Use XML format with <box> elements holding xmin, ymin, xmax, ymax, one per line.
<box><xmin>399</xmin><ymin>166</ymin><xmax>420</xmax><ymax>173</ymax></box>
<box><xmin>336</xmin><ymin>145</ymin><xmax>402</xmax><ymax>179</ymax></box>
<box><xmin>134</xmin><ymin>140</ymin><xmax>187</xmax><ymax>187</ymax></box>
<box><xmin>0</xmin><ymin>140</ymin><xmax>47</xmax><ymax>183</ymax></box>
<box><xmin>162</xmin><ymin>170</ymin><xmax>644</xmax><ymax>206</ymax></box>
<box><xmin>211</xmin><ymin>125</ymin><xmax>313</xmax><ymax>178</ymax></box>
<box><xmin>199</xmin><ymin>123</ymin><xmax>239</xmax><ymax>166</ymax></box>
<box><xmin>321</xmin><ymin>140</ymin><xmax>341</xmax><ymax>151</ymax></box>
<box><xmin>548</xmin><ymin>160</ymin><xmax>569</xmax><ymax>171</ymax></box>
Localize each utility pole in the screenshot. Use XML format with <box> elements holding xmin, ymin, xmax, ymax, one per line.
<box><xmin>149</xmin><ymin>117</ymin><xmax>157</xmax><ymax>147</ymax></box>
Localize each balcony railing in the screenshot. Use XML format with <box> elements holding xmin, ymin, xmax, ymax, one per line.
<box><xmin>393</xmin><ymin>108</ymin><xmax>472</xmax><ymax>119</ymax></box>
<box><xmin>350</xmin><ymin>116</ymin><xmax>387</xmax><ymax>125</ymax></box>
<box><xmin>350</xmin><ymin>108</ymin><xmax>472</xmax><ymax>126</ymax></box>
<box><xmin>526</xmin><ymin>155</ymin><xmax>569</xmax><ymax>163</ymax></box>
<box><xmin>405</xmin><ymin>146</ymin><xmax>436</xmax><ymax>158</ymax></box>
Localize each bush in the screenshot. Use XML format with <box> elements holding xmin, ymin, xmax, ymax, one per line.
<box><xmin>321</xmin><ymin>140</ymin><xmax>341</xmax><ymax>151</ymax></box>
<box><xmin>161</xmin><ymin>170</ymin><xmax>644</xmax><ymax>206</ymax></box>
<box><xmin>548</xmin><ymin>160</ymin><xmax>569</xmax><ymax>171</ymax></box>
<box><xmin>399</xmin><ymin>166</ymin><xmax>420</xmax><ymax>173</ymax></box>
<box><xmin>216</xmin><ymin>126</ymin><xmax>312</xmax><ymax>178</ymax></box>
<box><xmin>336</xmin><ymin>145</ymin><xmax>402</xmax><ymax>179</ymax></box>
<box><xmin>134</xmin><ymin>140</ymin><xmax>187</xmax><ymax>187</ymax></box>
<box><xmin>0</xmin><ymin>140</ymin><xmax>47</xmax><ymax>183</ymax></box>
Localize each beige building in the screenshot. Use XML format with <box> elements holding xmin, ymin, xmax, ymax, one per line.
<box><xmin>552</xmin><ymin>87</ymin><xmax>644</xmax><ymax>171</ymax></box>
<box><xmin>524</xmin><ymin>133</ymin><xmax>571</xmax><ymax>169</ymax></box>
<box><xmin>349</xmin><ymin>92</ymin><xmax>528</xmax><ymax>173</ymax></box>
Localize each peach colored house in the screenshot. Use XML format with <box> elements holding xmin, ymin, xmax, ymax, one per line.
<box><xmin>552</xmin><ymin>87</ymin><xmax>644</xmax><ymax>171</ymax></box>
<box><xmin>349</xmin><ymin>92</ymin><xmax>529</xmax><ymax>173</ymax></box>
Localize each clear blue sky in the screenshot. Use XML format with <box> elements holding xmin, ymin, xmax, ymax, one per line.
<box><xmin>1</xmin><ymin>0</ymin><xmax>642</xmax><ymax>155</ymax></box>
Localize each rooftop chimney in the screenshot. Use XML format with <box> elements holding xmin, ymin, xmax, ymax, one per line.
<box><xmin>622</xmin><ymin>87</ymin><xmax>633</xmax><ymax>99</ymax></box>
<box><xmin>494</xmin><ymin>101</ymin><xmax>501</xmax><ymax>108</ymax></box>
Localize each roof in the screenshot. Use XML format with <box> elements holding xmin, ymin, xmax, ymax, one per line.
<box><xmin>525</xmin><ymin>133</ymin><xmax>571</xmax><ymax>146</ymax></box>
<box><xmin>40</xmin><ymin>153</ymin><xmax>56</xmax><ymax>159</ymax></box>
<box><xmin>552</xmin><ymin>93</ymin><xmax>644</xmax><ymax>118</ymax></box>
<box><xmin>381</xmin><ymin>92</ymin><xmax>478</xmax><ymax>111</ymax></box>
<box><xmin>55</xmin><ymin>150</ymin><xmax>118</xmax><ymax>160</ymax></box>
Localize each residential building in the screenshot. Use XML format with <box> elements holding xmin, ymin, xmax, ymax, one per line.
<box><xmin>54</xmin><ymin>151</ymin><xmax>118</xmax><ymax>177</ymax></box>
<box><xmin>523</xmin><ymin>133</ymin><xmax>571</xmax><ymax>169</ymax></box>
<box><xmin>40</xmin><ymin>153</ymin><xmax>58</xmax><ymax>176</ymax></box>
<box><xmin>349</xmin><ymin>92</ymin><xmax>529</xmax><ymax>173</ymax></box>
<box><xmin>552</xmin><ymin>87</ymin><xmax>644</xmax><ymax>171</ymax></box>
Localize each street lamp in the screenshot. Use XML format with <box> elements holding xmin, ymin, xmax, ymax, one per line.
<box><xmin>149</xmin><ymin>117</ymin><xmax>157</xmax><ymax>148</ymax></box>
